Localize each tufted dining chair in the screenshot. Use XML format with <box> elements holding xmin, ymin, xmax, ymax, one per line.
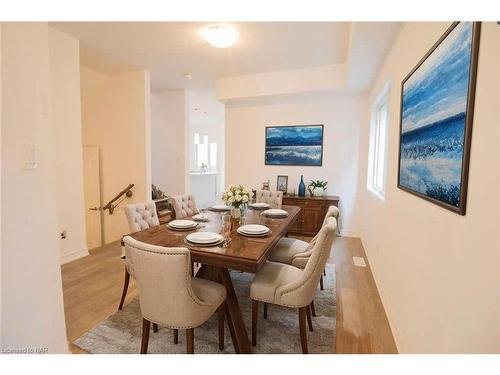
<box><xmin>256</xmin><ymin>190</ymin><xmax>283</xmax><ymax>208</ymax></box>
<box><xmin>124</xmin><ymin>201</ymin><xmax>160</xmax><ymax>232</ymax></box>
<box><xmin>250</xmin><ymin>217</ymin><xmax>337</xmax><ymax>353</ymax></box>
<box><xmin>118</xmin><ymin>202</ymin><xmax>160</xmax><ymax>311</ymax></box>
<box><xmin>268</xmin><ymin>205</ymin><xmax>339</xmax><ymax>293</ymax></box>
<box><xmin>169</xmin><ymin>194</ymin><xmax>198</xmax><ymax>219</ymax></box>
<box><xmin>123</xmin><ymin>236</ymin><xmax>227</xmax><ymax>354</ymax></box>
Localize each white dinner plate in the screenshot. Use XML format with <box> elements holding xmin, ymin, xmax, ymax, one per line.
<box><xmin>192</xmin><ymin>214</ymin><xmax>210</xmax><ymax>222</ymax></box>
<box><xmin>186</xmin><ymin>232</ymin><xmax>223</xmax><ymax>244</ymax></box>
<box><xmin>237</xmin><ymin>227</ymin><xmax>271</xmax><ymax>237</ymax></box>
<box><xmin>209</xmin><ymin>204</ymin><xmax>231</xmax><ymax>211</ymax></box>
<box><xmin>262</xmin><ymin>208</ymin><xmax>288</xmax><ymax>217</ymax></box>
<box><xmin>168</xmin><ymin>220</ymin><xmax>197</xmax><ymax>228</ymax></box>
<box><xmin>238</xmin><ymin>224</ymin><xmax>269</xmax><ymax>234</ymax></box>
<box><xmin>249</xmin><ymin>202</ymin><xmax>270</xmax><ymax>209</ymax></box>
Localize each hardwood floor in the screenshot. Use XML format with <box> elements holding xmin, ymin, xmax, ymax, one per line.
<box><xmin>61</xmin><ymin>236</ymin><xmax>397</xmax><ymax>354</ymax></box>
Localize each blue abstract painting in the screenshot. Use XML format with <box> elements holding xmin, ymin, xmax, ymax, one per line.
<box><xmin>265</xmin><ymin>125</ymin><xmax>323</xmax><ymax>166</ymax></box>
<box><xmin>399</xmin><ymin>22</ymin><xmax>479</xmax><ymax>214</ymax></box>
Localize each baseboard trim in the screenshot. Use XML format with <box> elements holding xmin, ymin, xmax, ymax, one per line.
<box><xmin>61</xmin><ymin>248</ymin><xmax>89</xmax><ymax>265</ymax></box>
<box><xmin>340</xmin><ymin>230</ymin><xmax>361</xmax><ymax>238</ymax></box>
<box><xmin>360</xmin><ymin>237</ymin><xmax>404</xmax><ymax>353</ymax></box>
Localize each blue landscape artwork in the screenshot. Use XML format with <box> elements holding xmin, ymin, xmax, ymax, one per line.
<box><xmin>399</xmin><ymin>22</ymin><xmax>476</xmax><ymax>211</ymax></box>
<box><xmin>265</xmin><ymin>125</ymin><xmax>323</xmax><ymax>166</ymax></box>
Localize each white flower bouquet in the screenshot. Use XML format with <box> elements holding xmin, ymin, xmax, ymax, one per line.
<box><xmin>222</xmin><ymin>184</ymin><xmax>252</xmax><ymax>208</ymax></box>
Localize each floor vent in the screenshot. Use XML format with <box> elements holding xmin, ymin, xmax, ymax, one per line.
<box><xmin>353</xmin><ymin>256</ymin><xmax>367</xmax><ymax>267</ymax></box>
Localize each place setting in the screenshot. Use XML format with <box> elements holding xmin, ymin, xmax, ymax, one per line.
<box><xmin>208</xmin><ymin>204</ymin><xmax>232</xmax><ymax>212</ymax></box>
<box><xmin>192</xmin><ymin>208</ymin><xmax>210</xmax><ymax>222</ymax></box>
<box><xmin>248</xmin><ymin>202</ymin><xmax>270</xmax><ymax>210</ymax></box>
<box><xmin>183</xmin><ymin>231</ymin><xmax>225</xmax><ymax>248</ymax></box>
<box><xmin>166</xmin><ymin>219</ymin><xmax>199</xmax><ymax>231</ymax></box>
<box><xmin>261</xmin><ymin>208</ymin><xmax>288</xmax><ymax>218</ymax></box>
<box><xmin>237</xmin><ymin>224</ymin><xmax>272</xmax><ymax>238</ymax></box>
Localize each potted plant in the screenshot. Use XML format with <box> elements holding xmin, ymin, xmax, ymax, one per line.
<box><xmin>308</xmin><ymin>180</ymin><xmax>328</xmax><ymax>196</ymax></box>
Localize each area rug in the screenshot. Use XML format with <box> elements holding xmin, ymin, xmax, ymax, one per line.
<box><xmin>73</xmin><ymin>264</ymin><xmax>336</xmax><ymax>354</ymax></box>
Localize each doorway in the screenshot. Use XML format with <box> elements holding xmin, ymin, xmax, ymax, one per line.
<box><xmin>83</xmin><ymin>146</ymin><xmax>103</xmax><ymax>249</ymax></box>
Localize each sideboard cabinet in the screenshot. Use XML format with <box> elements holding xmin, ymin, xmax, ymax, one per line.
<box><xmin>282</xmin><ymin>195</ymin><xmax>339</xmax><ymax>236</ymax></box>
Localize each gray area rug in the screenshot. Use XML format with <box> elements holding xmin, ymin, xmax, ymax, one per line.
<box><xmin>74</xmin><ymin>264</ymin><xmax>336</xmax><ymax>354</ymax></box>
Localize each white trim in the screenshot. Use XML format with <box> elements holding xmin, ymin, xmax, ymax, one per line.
<box><xmin>367</xmin><ymin>81</ymin><xmax>391</xmax><ymax>200</ymax></box>
<box><xmin>360</xmin><ymin>236</ymin><xmax>405</xmax><ymax>353</ymax></box>
<box><xmin>60</xmin><ymin>248</ymin><xmax>89</xmax><ymax>265</ymax></box>
<box><xmin>339</xmin><ymin>230</ymin><xmax>361</xmax><ymax>238</ymax></box>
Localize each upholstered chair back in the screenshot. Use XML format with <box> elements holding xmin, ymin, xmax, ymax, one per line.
<box><xmin>276</xmin><ymin>217</ymin><xmax>337</xmax><ymax>307</ymax></box>
<box><xmin>169</xmin><ymin>194</ymin><xmax>198</xmax><ymax>219</ymax></box>
<box><xmin>290</xmin><ymin>205</ymin><xmax>339</xmax><ymax>268</ymax></box>
<box><xmin>123</xmin><ymin>236</ymin><xmax>218</xmax><ymax>329</ymax></box>
<box><xmin>256</xmin><ymin>190</ymin><xmax>283</xmax><ymax>208</ymax></box>
<box><xmin>322</xmin><ymin>205</ymin><xmax>339</xmax><ymax>226</ymax></box>
<box><xmin>124</xmin><ymin>202</ymin><xmax>160</xmax><ymax>233</ymax></box>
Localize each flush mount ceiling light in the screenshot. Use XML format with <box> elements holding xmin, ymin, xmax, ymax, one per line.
<box><xmin>203</xmin><ymin>24</ymin><xmax>238</xmax><ymax>48</ymax></box>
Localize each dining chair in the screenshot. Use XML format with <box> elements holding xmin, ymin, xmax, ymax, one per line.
<box><xmin>169</xmin><ymin>194</ymin><xmax>198</xmax><ymax>219</ymax></box>
<box><xmin>256</xmin><ymin>190</ymin><xmax>283</xmax><ymax>208</ymax></box>
<box><xmin>250</xmin><ymin>217</ymin><xmax>337</xmax><ymax>354</ymax></box>
<box><xmin>268</xmin><ymin>205</ymin><xmax>339</xmax><ymax>291</ymax></box>
<box><xmin>118</xmin><ymin>202</ymin><xmax>160</xmax><ymax>311</ymax></box>
<box><xmin>123</xmin><ymin>236</ymin><xmax>227</xmax><ymax>354</ymax></box>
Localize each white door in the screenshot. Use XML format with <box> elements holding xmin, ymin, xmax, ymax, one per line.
<box><xmin>83</xmin><ymin>146</ymin><xmax>102</xmax><ymax>250</ymax></box>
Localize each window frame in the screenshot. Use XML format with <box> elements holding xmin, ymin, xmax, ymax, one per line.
<box><xmin>367</xmin><ymin>83</ymin><xmax>391</xmax><ymax>200</ymax></box>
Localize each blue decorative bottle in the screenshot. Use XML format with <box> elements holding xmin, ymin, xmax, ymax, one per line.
<box><xmin>298</xmin><ymin>175</ymin><xmax>306</xmax><ymax>197</ymax></box>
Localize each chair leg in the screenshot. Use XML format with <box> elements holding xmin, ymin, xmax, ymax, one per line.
<box><xmin>173</xmin><ymin>329</ymin><xmax>178</xmax><ymax>344</ymax></box>
<box><xmin>323</xmin><ymin>268</ymin><xmax>326</xmax><ymax>276</ymax></box>
<box><xmin>320</xmin><ymin>275</ymin><xmax>324</xmax><ymax>290</ymax></box>
<box><xmin>218</xmin><ymin>302</ymin><xmax>225</xmax><ymax>351</ymax></box>
<box><xmin>251</xmin><ymin>300</ymin><xmax>259</xmax><ymax>346</ymax></box>
<box><xmin>298</xmin><ymin>307</ymin><xmax>308</xmax><ymax>354</ymax></box>
<box><xmin>186</xmin><ymin>328</ymin><xmax>194</xmax><ymax>354</ymax></box>
<box><xmin>310</xmin><ymin>300</ymin><xmax>316</xmax><ymax>317</ymax></box>
<box><xmin>118</xmin><ymin>268</ymin><xmax>130</xmax><ymax>310</ymax></box>
<box><xmin>306</xmin><ymin>305</ymin><xmax>313</xmax><ymax>332</ymax></box>
<box><xmin>152</xmin><ymin>323</ymin><xmax>158</xmax><ymax>333</ymax></box>
<box><xmin>141</xmin><ymin>318</ymin><xmax>150</xmax><ymax>354</ymax></box>
<box><xmin>263</xmin><ymin>302</ymin><xmax>268</xmax><ymax>319</ymax></box>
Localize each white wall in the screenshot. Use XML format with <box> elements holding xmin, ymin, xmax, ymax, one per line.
<box><xmin>0</xmin><ymin>21</ymin><xmax>3</xmax><ymax>348</ymax></box>
<box><xmin>81</xmin><ymin>67</ymin><xmax>152</xmax><ymax>243</ymax></box>
<box><xmin>48</xmin><ymin>27</ymin><xmax>88</xmax><ymax>264</ymax></box>
<box><xmin>1</xmin><ymin>22</ymin><xmax>68</xmax><ymax>353</ymax></box>
<box><xmin>150</xmin><ymin>90</ymin><xmax>187</xmax><ymax>196</ymax></box>
<box><xmin>358</xmin><ymin>22</ymin><xmax>500</xmax><ymax>353</ymax></box>
<box><xmin>216</xmin><ymin>64</ymin><xmax>346</xmax><ymax>102</ymax></box>
<box><xmin>225</xmin><ymin>93</ymin><xmax>366</xmax><ymax>235</ymax></box>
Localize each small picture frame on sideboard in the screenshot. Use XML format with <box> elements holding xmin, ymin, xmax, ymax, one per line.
<box><xmin>277</xmin><ymin>175</ymin><xmax>288</xmax><ymax>194</ymax></box>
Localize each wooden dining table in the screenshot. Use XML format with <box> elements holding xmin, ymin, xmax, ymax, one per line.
<box><xmin>123</xmin><ymin>204</ymin><xmax>301</xmax><ymax>354</ymax></box>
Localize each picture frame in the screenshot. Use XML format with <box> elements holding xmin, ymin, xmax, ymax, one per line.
<box><xmin>397</xmin><ymin>22</ymin><xmax>481</xmax><ymax>215</ymax></box>
<box><xmin>265</xmin><ymin>125</ymin><xmax>324</xmax><ymax>166</ymax></box>
<box><xmin>276</xmin><ymin>175</ymin><xmax>288</xmax><ymax>193</ymax></box>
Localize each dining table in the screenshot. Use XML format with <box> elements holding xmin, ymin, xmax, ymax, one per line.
<box><xmin>123</xmin><ymin>204</ymin><xmax>301</xmax><ymax>354</ymax></box>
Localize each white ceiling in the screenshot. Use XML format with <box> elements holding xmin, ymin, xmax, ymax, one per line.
<box><xmin>51</xmin><ymin>22</ymin><xmax>351</xmax><ymax>90</ymax></box>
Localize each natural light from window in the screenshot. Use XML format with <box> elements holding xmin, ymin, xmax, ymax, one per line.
<box><xmin>367</xmin><ymin>84</ymin><xmax>390</xmax><ymax>199</ymax></box>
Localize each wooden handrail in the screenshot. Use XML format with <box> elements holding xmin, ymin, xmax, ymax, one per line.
<box><xmin>103</xmin><ymin>183</ymin><xmax>134</xmax><ymax>214</ymax></box>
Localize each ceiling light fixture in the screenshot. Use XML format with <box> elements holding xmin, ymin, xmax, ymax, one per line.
<box><xmin>203</xmin><ymin>24</ymin><xmax>238</xmax><ymax>48</ymax></box>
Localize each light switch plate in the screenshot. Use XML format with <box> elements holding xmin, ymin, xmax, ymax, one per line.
<box><xmin>23</xmin><ymin>144</ymin><xmax>39</xmax><ymax>170</ymax></box>
<box><xmin>353</xmin><ymin>256</ymin><xmax>367</xmax><ymax>267</ymax></box>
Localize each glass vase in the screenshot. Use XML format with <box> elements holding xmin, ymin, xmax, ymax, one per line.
<box><xmin>239</xmin><ymin>204</ymin><xmax>248</xmax><ymax>225</ymax></box>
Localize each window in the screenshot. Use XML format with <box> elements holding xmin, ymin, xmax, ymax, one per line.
<box><xmin>367</xmin><ymin>84</ymin><xmax>390</xmax><ymax>199</ymax></box>
<box><xmin>209</xmin><ymin>142</ymin><xmax>217</xmax><ymax>169</ymax></box>
<box><xmin>194</xmin><ymin>132</ymin><xmax>218</xmax><ymax>171</ymax></box>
